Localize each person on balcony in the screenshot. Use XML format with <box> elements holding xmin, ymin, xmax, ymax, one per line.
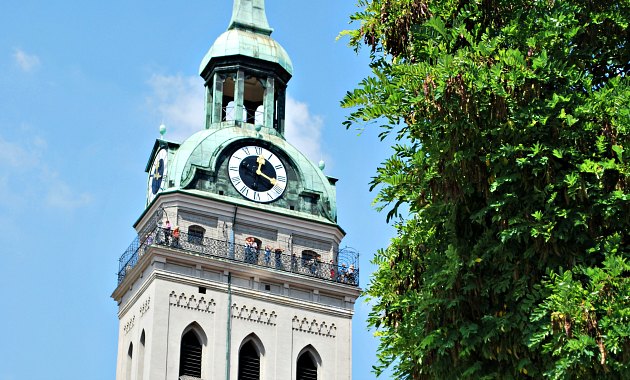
<box><xmin>172</xmin><ymin>226</ymin><xmax>180</xmax><ymax>248</ymax></box>
<box><xmin>291</xmin><ymin>253</ymin><xmax>298</xmax><ymax>272</ymax></box>
<box><xmin>244</xmin><ymin>237</ymin><xmax>252</xmax><ymax>261</ymax></box>
<box><xmin>264</xmin><ymin>245</ymin><xmax>272</xmax><ymax>265</ymax></box>
<box><xmin>274</xmin><ymin>248</ymin><xmax>283</xmax><ymax>269</ymax></box>
<box><xmin>164</xmin><ymin>220</ymin><xmax>172</xmax><ymax>245</ymax></box>
<box><xmin>141</xmin><ymin>233</ymin><xmax>153</xmax><ymax>258</ymax></box>
<box><xmin>339</xmin><ymin>263</ymin><xmax>348</xmax><ymax>283</ymax></box>
<box><xmin>245</xmin><ymin>237</ymin><xmax>258</xmax><ymax>263</ymax></box>
<box><xmin>347</xmin><ymin>265</ymin><xmax>355</xmax><ymax>284</ymax></box>
<box><xmin>329</xmin><ymin>259</ymin><xmax>335</xmax><ymax>280</ymax></box>
<box><xmin>308</xmin><ymin>255</ymin><xmax>319</xmax><ymax>275</ymax></box>
<box><xmin>251</xmin><ymin>239</ymin><xmax>259</xmax><ymax>263</ymax></box>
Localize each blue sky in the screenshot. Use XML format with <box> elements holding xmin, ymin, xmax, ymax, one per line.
<box><xmin>0</xmin><ymin>1</ymin><xmax>395</xmax><ymax>379</ymax></box>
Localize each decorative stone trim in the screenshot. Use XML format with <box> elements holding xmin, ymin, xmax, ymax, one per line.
<box><xmin>169</xmin><ymin>291</ymin><xmax>216</xmax><ymax>314</ymax></box>
<box><xmin>231</xmin><ymin>303</ymin><xmax>277</xmax><ymax>326</ymax></box>
<box><xmin>292</xmin><ymin>316</ymin><xmax>336</xmax><ymax>338</ymax></box>
<box><xmin>140</xmin><ymin>297</ymin><xmax>150</xmax><ymax>316</ymax></box>
<box><xmin>123</xmin><ymin>315</ymin><xmax>135</xmax><ymax>335</ymax></box>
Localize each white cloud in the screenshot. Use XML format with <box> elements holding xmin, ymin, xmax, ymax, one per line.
<box><xmin>145</xmin><ymin>74</ymin><xmax>328</xmax><ymax>164</ymax></box>
<box><xmin>0</xmin><ymin>133</ymin><xmax>92</xmax><ymax>211</ymax></box>
<box><xmin>45</xmin><ymin>177</ymin><xmax>93</xmax><ymax>209</ymax></box>
<box><xmin>0</xmin><ymin>135</ymin><xmax>40</xmax><ymax>168</ymax></box>
<box><xmin>145</xmin><ymin>74</ymin><xmax>205</xmax><ymax>141</ymax></box>
<box><xmin>13</xmin><ymin>49</ymin><xmax>40</xmax><ymax>72</ymax></box>
<box><xmin>284</xmin><ymin>96</ymin><xmax>326</xmax><ymax>164</ymax></box>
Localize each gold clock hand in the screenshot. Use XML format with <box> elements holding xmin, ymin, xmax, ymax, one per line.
<box><xmin>254</xmin><ymin>155</ymin><xmax>277</xmax><ymax>184</ymax></box>
<box><xmin>258</xmin><ymin>171</ymin><xmax>277</xmax><ymax>185</ymax></box>
<box><xmin>256</xmin><ymin>155</ymin><xmax>265</xmax><ymax>172</ymax></box>
<box><xmin>153</xmin><ymin>167</ymin><xmax>161</xmax><ymax>180</ymax></box>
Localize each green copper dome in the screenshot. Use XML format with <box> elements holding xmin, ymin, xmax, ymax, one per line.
<box><xmin>199</xmin><ymin>0</ymin><xmax>293</xmax><ymax>76</ymax></box>
<box><xmin>164</xmin><ymin>126</ymin><xmax>337</xmax><ymax>223</ymax></box>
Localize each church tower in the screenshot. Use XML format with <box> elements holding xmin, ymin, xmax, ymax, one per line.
<box><xmin>111</xmin><ymin>1</ymin><xmax>360</xmax><ymax>380</ymax></box>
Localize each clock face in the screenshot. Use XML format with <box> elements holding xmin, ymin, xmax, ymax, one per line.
<box><xmin>228</xmin><ymin>145</ymin><xmax>287</xmax><ymax>203</ymax></box>
<box><xmin>147</xmin><ymin>148</ymin><xmax>168</xmax><ymax>204</ymax></box>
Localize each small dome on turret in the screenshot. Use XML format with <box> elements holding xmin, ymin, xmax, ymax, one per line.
<box><xmin>199</xmin><ymin>0</ymin><xmax>293</xmax><ymax>76</ymax></box>
<box><xmin>200</xmin><ymin>29</ymin><xmax>293</xmax><ymax>76</ymax></box>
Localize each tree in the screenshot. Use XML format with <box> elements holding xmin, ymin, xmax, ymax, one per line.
<box><xmin>341</xmin><ymin>1</ymin><xmax>630</xmax><ymax>378</ymax></box>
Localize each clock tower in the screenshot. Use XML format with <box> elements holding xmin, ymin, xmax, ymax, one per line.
<box><xmin>112</xmin><ymin>1</ymin><xmax>360</xmax><ymax>380</ymax></box>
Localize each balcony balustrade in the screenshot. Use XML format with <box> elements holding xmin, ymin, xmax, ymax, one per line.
<box><xmin>117</xmin><ymin>227</ymin><xmax>359</xmax><ymax>287</ymax></box>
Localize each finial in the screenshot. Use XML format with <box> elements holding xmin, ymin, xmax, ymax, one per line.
<box><xmin>159</xmin><ymin>123</ymin><xmax>166</xmax><ymax>139</ymax></box>
<box><xmin>228</xmin><ymin>0</ymin><xmax>273</xmax><ymax>36</ymax></box>
<box><xmin>318</xmin><ymin>160</ymin><xmax>326</xmax><ymax>171</ymax></box>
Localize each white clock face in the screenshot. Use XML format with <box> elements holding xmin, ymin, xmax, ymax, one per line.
<box><xmin>228</xmin><ymin>145</ymin><xmax>287</xmax><ymax>203</ymax></box>
<box><xmin>147</xmin><ymin>148</ymin><xmax>168</xmax><ymax>204</ymax></box>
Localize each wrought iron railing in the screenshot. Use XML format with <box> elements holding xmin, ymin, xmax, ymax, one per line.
<box><xmin>118</xmin><ymin>227</ymin><xmax>359</xmax><ymax>287</ymax></box>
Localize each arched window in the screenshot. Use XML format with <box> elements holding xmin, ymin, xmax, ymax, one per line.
<box><xmin>222</xmin><ymin>74</ymin><xmax>236</xmax><ymax>122</ymax></box>
<box><xmin>137</xmin><ymin>330</ymin><xmax>145</xmax><ymax>380</ymax></box>
<box><xmin>188</xmin><ymin>225</ymin><xmax>205</xmax><ymax>245</ymax></box>
<box><xmin>296</xmin><ymin>346</ymin><xmax>321</xmax><ymax>380</ymax></box>
<box><xmin>125</xmin><ymin>343</ymin><xmax>133</xmax><ymax>380</ymax></box>
<box><xmin>179</xmin><ymin>330</ymin><xmax>202</xmax><ymax>378</ymax></box>
<box><xmin>238</xmin><ymin>337</ymin><xmax>263</xmax><ymax>380</ymax></box>
<box><xmin>301</xmin><ymin>250</ymin><xmax>317</xmax><ymax>264</ymax></box>
<box><xmin>243</xmin><ymin>75</ymin><xmax>264</xmax><ymax>124</ymax></box>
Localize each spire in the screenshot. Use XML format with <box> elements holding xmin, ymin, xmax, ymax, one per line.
<box><xmin>228</xmin><ymin>0</ymin><xmax>273</xmax><ymax>36</ymax></box>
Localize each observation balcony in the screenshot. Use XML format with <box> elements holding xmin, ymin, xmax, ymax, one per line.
<box><xmin>117</xmin><ymin>227</ymin><xmax>360</xmax><ymax>287</ymax></box>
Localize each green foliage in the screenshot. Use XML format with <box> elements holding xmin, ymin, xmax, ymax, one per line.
<box><xmin>342</xmin><ymin>0</ymin><xmax>630</xmax><ymax>378</ymax></box>
<box><xmin>530</xmin><ymin>237</ymin><xmax>630</xmax><ymax>378</ymax></box>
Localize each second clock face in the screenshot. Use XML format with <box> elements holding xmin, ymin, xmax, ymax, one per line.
<box><xmin>147</xmin><ymin>148</ymin><xmax>168</xmax><ymax>204</ymax></box>
<box><xmin>228</xmin><ymin>145</ymin><xmax>287</xmax><ymax>203</ymax></box>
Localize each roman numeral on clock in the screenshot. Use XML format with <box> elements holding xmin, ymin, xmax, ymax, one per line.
<box><xmin>239</xmin><ymin>185</ymin><xmax>249</xmax><ymax>196</ymax></box>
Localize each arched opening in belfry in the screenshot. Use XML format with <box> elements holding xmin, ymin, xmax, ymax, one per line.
<box><xmin>243</xmin><ymin>75</ymin><xmax>265</xmax><ymax>124</ymax></box>
<box><xmin>222</xmin><ymin>75</ymin><xmax>236</xmax><ymax>121</ymax></box>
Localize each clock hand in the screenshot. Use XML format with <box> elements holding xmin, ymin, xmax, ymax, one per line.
<box><xmin>255</xmin><ymin>155</ymin><xmax>277</xmax><ymax>185</ymax></box>
<box><xmin>256</xmin><ymin>155</ymin><xmax>265</xmax><ymax>172</ymax></box>
<box><xmin>257</xmin><ymin>171</ymin><xmax>277</xmax><ymax>185</ymax></box>
<box><xmin>153</xmin><ymin>167</ymin><xmax>161</xmax><ymax>180</ymax></box>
